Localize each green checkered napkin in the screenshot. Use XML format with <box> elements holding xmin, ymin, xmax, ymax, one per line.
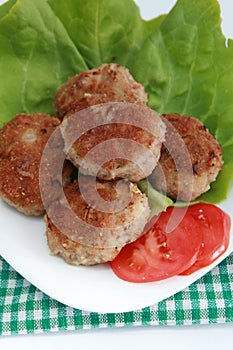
<box><xmin>0</xmin><ymin>254</ymin><xmax>232</xmax><ymax>336</ymax></box>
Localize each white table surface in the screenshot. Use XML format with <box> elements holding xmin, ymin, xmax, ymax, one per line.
<box><xmin>1</xmin><ymin>0</ymin><xmax>233</xmax><ymax>348</ymax></box>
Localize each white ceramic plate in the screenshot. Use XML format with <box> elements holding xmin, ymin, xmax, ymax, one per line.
<box><xmin>0</xmin><ymin>183</ymin><xmax>232</xmax><ymax>314</ymax></box>
<box><xmin>0</xmin><ymin>0</ymin><xmax>233</xmax><ymax>314</ymax></box>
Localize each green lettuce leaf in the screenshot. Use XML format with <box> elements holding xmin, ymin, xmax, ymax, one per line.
<box><xmin>0</xmin><ymin>0</ymin><xmax>232</xmax><ymax>204</ymax></box>
<box><xmin>0</xmin><ymin>0</ymin><xmax>88</xmax><ymax>121</ymax></box>
<box><xmin>46</xmin><ymin>0</ymin><xmax>166</xmax><ymax>68</ymax></box>
<box><xmin>0</xmin><ymin>0</ymin><xmax>16</xmax><ymax>20</ymax></box>
<box><xmin>138</xmin><ymin>179</ymin><xmax>173</xmax><ymax>217</ymax></box>
<box><xmin>0</xmin><ymin>0</ymin><xmax>164</xmax><ymax>121</ymax></box>
<box><xmin>131</xmin><ymin>0</ymin><xmax>233</xmax><ymax>203</ymax></box>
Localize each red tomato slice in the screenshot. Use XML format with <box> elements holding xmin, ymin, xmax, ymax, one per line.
<box><xmin>110</xmin><ymin>207</ymin><xmax>203</xmax><ymax>283</ymax></box>
<box><xmin>180</xmin><ymin>204</ymin><xmax>231</xmax><ymax>275</ymax></box>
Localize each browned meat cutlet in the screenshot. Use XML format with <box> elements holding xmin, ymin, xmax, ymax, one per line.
<box><xmin>53</xmin><ymin>63</ymin><xmax>148</xmax><ymax>119</ymax></box>
<box><xmin>45</xmin><ymin>176</ymin><xmax>150</xmax><ymax>265</ymax></box>
<box><xmin>61</xmin><ymin>102</ymin><xmax>166</xmax><ymax>182</ymax></box>
<box><xmin>150</xmin><ymin>113</ymin><xmax>223</xmax><ymax>202</ymax></box>
<box><xmin>0</xmin><ymin>113</ymin><xmax>65</xmax><ymax>215</ymax></box>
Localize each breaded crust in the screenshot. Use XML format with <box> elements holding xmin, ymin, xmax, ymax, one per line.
<box><xmin>150</xmin><ymin>114</ymin><xmax>223</xmax><ymax>201</ymax></box>
<box><xmin>54</xmin><ymin>63</ymin><xmax>148</xmax><ymax>119</ymax></box>
<box><xmin>0</xmin><ymin>113</ymin><xmax>60</xmax><ymax>215</ymax></box>
<box><xmin>45</xmin><ymin>217</ymin><xmax>122</xmax><ymax>266</ymax></box>
<box><xmin>61</xmin><ymin>102</ymin><xmax>166</xmax><ymax>182</ymax></box>
<box><xmin>45</xmin><ymin>176</ymin><xmax>150</xmax><ymax>265</ymax></box>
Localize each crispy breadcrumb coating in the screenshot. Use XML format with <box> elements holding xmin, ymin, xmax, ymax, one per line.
<box><xmin>150</xmin><ymin>114</ymin><xmax>223</xmax><ymax>201</ymax></box>
<box><xmin>54</xmin><ymin>63</ymin><xmax>148</xmax><ymax>119</ymax></box>
<box><xmin>0</xmin><ymin>113</ymin><xmax>60</xmax><ymax>215</ymax></box>
<box><xmin>45</xmin><ymin>176</ymin><xmax>150</xmax><ymax>265</ymax></box>
<box><xmin>61</xmin><ymin>102</ymin><xmax>166</xmax><ymax>182</ymax></box>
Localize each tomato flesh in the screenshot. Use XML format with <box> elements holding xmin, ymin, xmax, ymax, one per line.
<box><xmin>110</xmin><ymin>207</ymin><xmax>203</xmax><ymax>283</ymax></box>
<box><xmin>180</xmin><ymin>204</ymin><xmax>231</xmax><ymax>275</ymax></box>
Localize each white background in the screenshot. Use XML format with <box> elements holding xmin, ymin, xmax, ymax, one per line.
<box><xmin>1</xmin><ymin>0</ymin><xmax>233</xmax><ymax>348</ymax></box>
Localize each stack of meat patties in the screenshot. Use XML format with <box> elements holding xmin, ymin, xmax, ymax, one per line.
<box><xmin>0</xmin><ymin>64</ymin><xmax>222</xmax><ymax>266</ymax></box>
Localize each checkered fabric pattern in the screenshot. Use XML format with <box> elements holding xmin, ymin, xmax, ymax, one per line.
<box><xmin>0</xmin><ymin>254</ymin><xmax>233</xmax><ymax>335</ymax></box>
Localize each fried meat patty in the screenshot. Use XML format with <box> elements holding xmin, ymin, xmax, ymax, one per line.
<box><xmin>61</xmin><ymin>102</ymin><xmax>166</xmax><ymax>182</ymax></box>
<box><xmin>150</xmin><ymin>114</ymin><xmax>223</xmax><ymax>201</ymax></box>
<box><xmin>54</xmin><ymin>63</ymin><xmax>148</xmax><ymax>119</ymax></box>
<box><xmin>45</xmin><ymin>176</ymin><xmax>150</xmax><ymax>265</ymax></box>
<box><xmin>0</xmin><ymin>113</ymin><xmax>60</xmax><ymax>215</ymax></box>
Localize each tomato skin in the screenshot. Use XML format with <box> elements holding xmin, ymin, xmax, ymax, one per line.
<box><xmin>110</xmin><ymin>207</ymin><xmax>203</xmax><ymax>283</ymax></box>
<box><xmin>111</xmin><ymin>203</ymin><xmax>231</xmax><ymax>283</ymax></box>
<box><xmin>180</xmin><ymin>204</ymin><xmax>231</xmax><ymax>275</ymax></box>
